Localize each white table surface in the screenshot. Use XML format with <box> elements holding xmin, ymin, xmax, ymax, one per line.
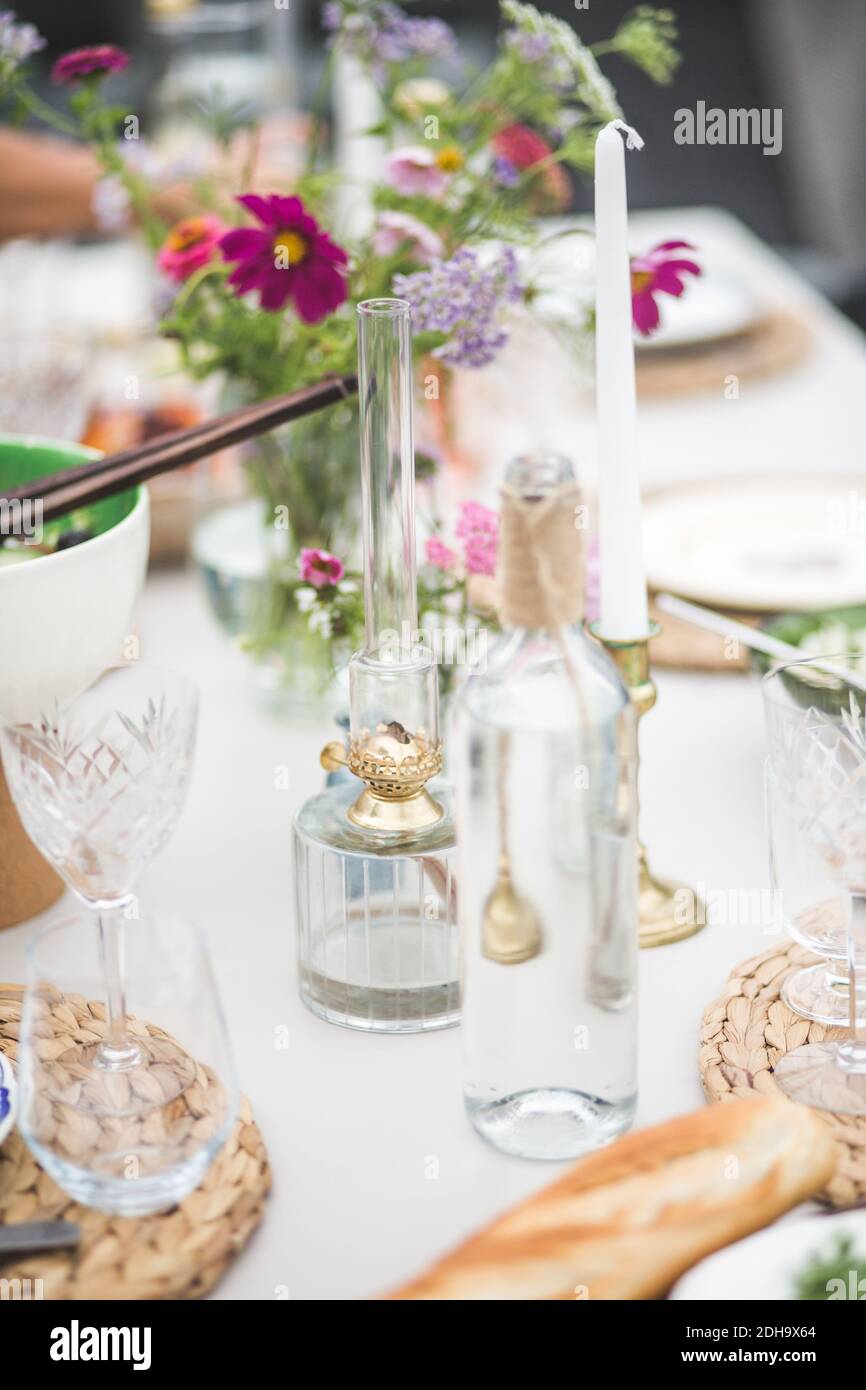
<box><xmin>2</xmin><ymin>207</ymin><xmax>866</xmax><ymax>1300</ymax></box>
<box><xmin>0</xmin><ymin>586</ymin><xmax>778</xmax><ymax>1301</ymax></box>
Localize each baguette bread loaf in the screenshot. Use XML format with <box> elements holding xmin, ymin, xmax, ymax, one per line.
<box><xmin>389</xmin><ymin>1096</ymin><xmax>837</xmax><ymax>1300</ymax></box>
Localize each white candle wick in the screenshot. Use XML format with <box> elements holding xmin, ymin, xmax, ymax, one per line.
<box><xmin>601</xmin><ymin>119</ymin><xmax>645</xmax><ymax>152</ymax></box>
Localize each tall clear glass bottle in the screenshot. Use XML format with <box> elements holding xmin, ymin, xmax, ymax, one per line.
<box><xmin>293</xmin><ymin>300</ymin><xmax>458</xmax><ymax>1033</ymax></box>
<box><xmin>453</xmin><ymin>453</ymin><xmax>638</xmax><ymax>1158</ymax></box>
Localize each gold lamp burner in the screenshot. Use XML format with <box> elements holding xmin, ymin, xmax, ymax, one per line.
<box><xmin>321</xmin><ymin>721</ymin><xmax>444</xmax><ymax>834</ymax></box>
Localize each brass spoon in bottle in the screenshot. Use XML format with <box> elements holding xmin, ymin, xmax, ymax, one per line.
<box><xmin>482</xmin><ymin>731</ymin><xmax>542</xmax><ymax>964</ymax></box>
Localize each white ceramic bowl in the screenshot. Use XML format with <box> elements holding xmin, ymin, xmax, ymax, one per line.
<box><xmin>0</xmin><ymin>435</ymin><xmax>150</xmax><ymax>724</ymax></box>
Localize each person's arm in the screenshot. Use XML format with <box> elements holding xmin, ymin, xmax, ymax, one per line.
<box><xmin>0</xmin><ymin>128</ymin><xmax>101</xmax><ymax>238</ymax></box>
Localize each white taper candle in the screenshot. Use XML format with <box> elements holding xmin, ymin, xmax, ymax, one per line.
<box><xmin>594</xmin><ymin>119</ymin><xmax>649</xmax><ymax>640</ymax></box>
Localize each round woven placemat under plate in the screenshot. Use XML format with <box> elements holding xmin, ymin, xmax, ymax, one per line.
<box><xmin>636</xmin><ymin>310</ymin><xmax>812</xmax><ymax>398</ymax></box>
<box><xmin>700</xmin><ymin>942</ymin><xmax>866</xmax><ymax>1208</ymax></box>
<box><xmin>0</xmin><ymin>984</ymin><xmax>270</xmax><ymax>1299</ymax></box>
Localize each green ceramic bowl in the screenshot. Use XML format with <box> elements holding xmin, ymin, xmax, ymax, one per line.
<box><xmin>0</xmin><ymin>436</ymin><xmax>150</xmax><ymax>723</ymax></box>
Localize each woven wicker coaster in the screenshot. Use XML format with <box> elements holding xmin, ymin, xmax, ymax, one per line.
<box><xmin>700</xmin><ymin>942</ymin><xmax>866</xmax><ymax>1208</ymax></box>
<box><xmin>0</xmin><ymin>984</ymin><xmax>270</xmax><ymax>1299</ymax></box>
<box><xmin>636</xmin><ymin>310</ymin><xmax>812</xmax><ymax>399</ymax></box>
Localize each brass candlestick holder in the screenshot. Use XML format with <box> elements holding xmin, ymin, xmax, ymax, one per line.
<box><xmin>590</xmin><ymin>621</ymin><xmax>705</xmax><ymax>948</ymax></box>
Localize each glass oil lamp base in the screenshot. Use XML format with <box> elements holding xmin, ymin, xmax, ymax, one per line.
<box><xmin>347</xmin><ymin>785</ymin><xmax>444</xmax><ymax>835</ymax></box>
<box><xmin>293</xmin><ymin>779</ymin><xmax>458</xmax><ymax>1033</ymax></box>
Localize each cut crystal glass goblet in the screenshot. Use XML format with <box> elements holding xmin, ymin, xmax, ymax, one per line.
<box><xmin>764</xmin><ymin>656</ymin><xmax>866</xmax><ymax>1115</ymax></box>
<box><xmin>0</xmin><ymin>663</ymin><xmax>198</xmax><ymax>1088</ymax></box>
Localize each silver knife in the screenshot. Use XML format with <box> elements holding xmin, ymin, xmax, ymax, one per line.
<box><xmin>0</xmin><ymin>1220</ymin><xmax>80</xmax><ymax>1255</ymax></box>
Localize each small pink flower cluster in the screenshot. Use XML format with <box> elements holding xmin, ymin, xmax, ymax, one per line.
<box><xmin>299</xmin><ymin>547</ymin><xmax>345</xmax><ymax>589</ymax></box>
<box><xmin>425</xmin><ymin>500</ymin><xmax>499</xmax><ymax>578</ymax></box>
<box><xmin>457</xmin><ymin>500</ymin><xmax>499</xmax><ymax>577</ymax></box>
<box><xmin>425</xmin><ymin>537</ymin><xmax>457</xmax><ymax>572</ymax></box>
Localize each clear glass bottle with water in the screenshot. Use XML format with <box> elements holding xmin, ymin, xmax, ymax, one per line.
<box><xmin>453</xmin><ymin>453</ymin><xmax>638</xmax><ymax>1159</ymax></box>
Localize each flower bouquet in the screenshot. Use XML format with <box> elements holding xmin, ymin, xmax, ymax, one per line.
<box><xmin>0</xmin><ymin>1</ymin><xmax>697</xmax><ymax>706</ymax></box>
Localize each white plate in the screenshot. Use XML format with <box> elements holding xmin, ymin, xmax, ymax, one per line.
<box><xmin>671</xmin><ymin>1210</ymin><xmax>866</xmax><ymax>1301</ymax></box>
<box><xmin>635</xmin><ymin>272</ymin><xmax>757</xmax><ymax>351</ymax></box>
<box><xmin>643</xmin><ymin>473</ymin><xmax>866</xmax><ymax>613</ymax></box>
<box><xmin>0</xmin><ymin>1052</ymin><xmax>16</xmax><ymax>1149</ymax></box>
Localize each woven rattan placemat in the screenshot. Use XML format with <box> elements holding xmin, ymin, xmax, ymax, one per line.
<box><xmin>636</xmin><ymin>310</ymin><xmax>812</xmax><ymax>399</ymax></box>
<box><xmin>0</xmin><ymin>984</ymin><xmax>270</xmax><ymax>1299</ymax></box>
<box><xmin>700</xmin><ymin>942</ymin><xmax>866</xmax><ymax>1208</ymax></box>
<box><xmin>648</xmin><ymin>598</ymin><xmax>755</xmax><ymax>673</ymax></box>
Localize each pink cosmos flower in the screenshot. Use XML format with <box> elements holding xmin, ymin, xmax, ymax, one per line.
<box><xmin>384</xmin><ymin>146</ymin><xmax>450</xmax><ymax>200</ymax></box>
<box><xmin>299</xmin><ymin>547</ymin><xmax>345</xmax><ymax>589</ymax></box>
<box><xmin>220</xmin><ymin>194</ymin><xmax>349</xmax><ymax>321</ymax></box>
<box><xmin>51</xmin><ymin>44</ymin><xmax>129</xmax><ymax>84</ymax></box>
<box><xmin>456</xmin><ymin>500</ymin><xmax>499</xmax><ymax>578</ymax></box>
<box><xmin>425</xmin><ymin>536</ymin><xmax>457</xmax><ymax>572</ymax></box>
<box><xmin>157</xmin><ymin>215</ymin><xmax>225</xmax><ymax>283</ymax></box>
<box><xmin>630</xmin><ymin>240</ymin><xmax>701</xmax><ymax>336</ymax></box>
<box><xmin>372</xmin><ymin>211</ymin><xmax>444</xmax><ymax>264</ymax></box>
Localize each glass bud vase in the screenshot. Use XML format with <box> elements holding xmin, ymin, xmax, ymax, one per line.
<box><xmin>452</xmin><ymin>452</ymin><xmax>638</xmax><ymax>1158</ymax></box>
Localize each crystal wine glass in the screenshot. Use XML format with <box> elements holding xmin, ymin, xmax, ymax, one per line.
<box><xmin>0</xmin><ymin>663</ymin><xmax>198</xmax><ymax>1086</ymax></box>
<box><xmin>765</xmin><ymin>757</ymin><xmax>850</xmax><ymax>1025</ymax></box>
<box><xmin>18</xmin><ymin>911</ymin><xmax>237</xmax><ymax>1214</ymax></box>
<box><xmin>763</xmin><ymin>656</ymin><xmax>866</xmax><ymax>1114</ymax></box>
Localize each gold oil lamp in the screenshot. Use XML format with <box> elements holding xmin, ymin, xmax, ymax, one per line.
<box><xmin>294</xmin><ymin>300</ymin><xmax>458</xmax><ymax>1033</ymax></box>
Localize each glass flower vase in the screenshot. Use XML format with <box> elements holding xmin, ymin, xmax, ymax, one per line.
<box><xmin>192</xmin><ymin>393</ymin><xmax>360</xmax><ymax>714</ymax></box>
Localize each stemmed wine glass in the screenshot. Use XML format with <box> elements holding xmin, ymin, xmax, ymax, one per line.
<box><xmin>0</xmin><ymin>663</ymin><xmax>199</xmax><ymax>1089</ymax></box>
<box><xmin>765</xmin><ymin>757</ymin><xmax>850</xmax><ymax>1025</ymax></box>
<box><xmin>763</xmin><ymin>656</ymin><xmax>866</xmax><ymax>1114</ymax></box>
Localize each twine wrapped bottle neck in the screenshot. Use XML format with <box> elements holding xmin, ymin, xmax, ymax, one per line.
<box><xmin>497</xmin><ymin>480</ymin><xmax>585</xmax><ymax>631</ymax></box>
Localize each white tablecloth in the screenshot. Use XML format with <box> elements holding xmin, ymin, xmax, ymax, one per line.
<box><xmin>2</xmin><ymin>208</ymin><xmax>866</xmax><ymax>1300</ymax></box>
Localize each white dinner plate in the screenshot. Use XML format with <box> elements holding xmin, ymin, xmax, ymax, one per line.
<box><xmin>635</xmin><ymin>271</ymin><xmax>757</xmax><ymax>351</ymax></box>
<box><xmin>643</xmin><ymin>473</ymin><xmax>866</xmax><ymax>613</ymax></box>
<box><xmin>671</xmin><ymin>1209</ymin><xmax>866</xmax><ymax>1301</ymax></box>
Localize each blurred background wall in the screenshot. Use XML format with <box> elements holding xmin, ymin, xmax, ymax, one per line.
<box><xmin>9</xmin><ymin>0</ymin><xmax>866</xmax><ymax>323</ymax></box>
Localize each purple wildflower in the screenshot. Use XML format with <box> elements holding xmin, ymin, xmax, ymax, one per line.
<box><xmin>92</xmin><ymin>175</ymin><xmax>132</xmax><ymax>232</ymax></box>
<box><xmin>503</xmin><ymin>22</ymin><xmax>574</xmax><ymax>91</ymax></box>
<box><xmin>505</xmin><ymin>28</ymin><xmax>550</xmax><ymax>63</ymax></box>
<box><xmin>323</xmin><ymin>1</ymin><xmax>455</xmax><ymax>72</ymax></box>
<box><xmin>0</xmin><ymin>10</ymin><xmax>44</xmax><ymax>66</ymax></box>
<box><xmin>394</xmin><ymin>247</ymin><xmax>524</xmax><ymax>370</ymax></box>
<box><xmin>492</xmin><ymin>155</ymin><xmax>520</xmax><ymax>189</ymax></box>
<box><xmin>403</xmin><ymin>15</ymin><xmax>456</xmax><ymax>58</ymax></box>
